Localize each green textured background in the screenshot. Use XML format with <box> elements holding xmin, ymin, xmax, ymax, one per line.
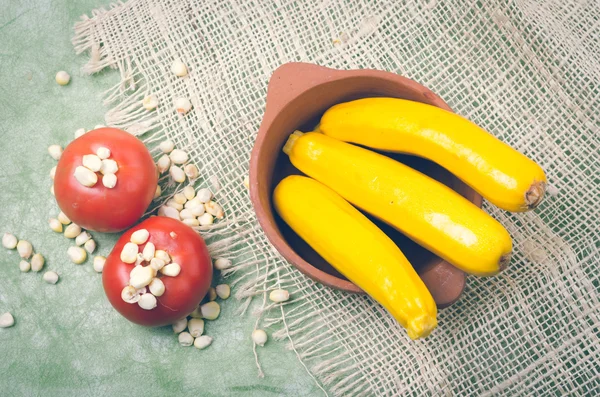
<box><xmin>0</xmin><ymin>1</ymin><xmax>321</xmax><ymax>395</ymax></box>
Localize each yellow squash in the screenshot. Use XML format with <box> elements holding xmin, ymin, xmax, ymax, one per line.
<box><xmin>318</xmin><ymin>97</ymin><xmax>547</xmax><ymax>212</ymax></box>
<box><xmin>273</xmin><ymin>175</ymin><xmax>437</xmax><ymax>339</ymax></box>
<box><xmin>283</xmin><ymin>132</ymin><xmax>513</xmax><ymax>276</ymax></box>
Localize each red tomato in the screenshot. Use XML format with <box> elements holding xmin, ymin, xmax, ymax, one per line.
<box><xmin>54</xmin><ymin>127</ymin><xmax>158</xmax><ymax>232</ymax></box>
<box><xmin>103</xmin><ymin>217</ymin><xmax>212</xmax><ymax>327</ymax></box>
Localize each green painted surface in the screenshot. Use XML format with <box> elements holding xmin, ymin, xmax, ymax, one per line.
<box><xmin>0</xmin><ymin>1</ymin><xmax>322</xmax><ymax>396</ymax></box>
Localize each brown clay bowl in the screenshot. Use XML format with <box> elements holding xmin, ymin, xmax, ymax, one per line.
<box><xmin>249</xmin><ymin>63</ymin><xmax>482</xmax><ymax>308</ymax></box>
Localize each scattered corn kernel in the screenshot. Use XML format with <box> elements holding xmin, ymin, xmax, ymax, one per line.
<box><xmin>174</xmin><ymin>97</ymin><xmax>192</xmax><ymax>114</ymax></box>
<box><xmin>97</xmin><ymin>147</ymin><xmax>111</xmax><ymax>160</ymax></box>
<box><xmin>17</xmin><ymin>240</ymin><xmax>33</xmax><ymax>259</ymax></box>
<box><xmin>188</xmin><ymin>318</ymin><xmax>204</xmax><ymax>337</ymax></box>
<box><xmin>94</xmin><ymin>124</ymin><xmax>105</xmax><ymax>129</ymax></box>
<box><xmin>93</xmin><ymin>256</ymin><xmax>106</xmax><ymax>273</ymax></box>
<box><xmin>154</xmin><ymin>185</ymin><xmax>162</xmax><ymax>199</ymax></box>
<box><xmin>171</xmin><ymin>60</ymin><xmax>188</xmax><ymax>77</ymax></box>
<box><xmin>183</xmin><ymin>186</ymin><xmax>195</xmax><ymax>200</ymax></box>
<box><xmin>172</xmin><ymin>317</ymin><xmax>188</xmax><ymax>333</ymax></box>
<box><xmin>43</xmin><ymin>271</ymin><xmax>59</xmax><ymax>284</ymax></box>
<box><xmin>179</xmin><ymin>209</ymin><xmax>194</xmax><ymax>219</ymax></box>
<box><xmin>148</xmin><ymin>278</ymin><xmax>165</xmax><ymax>296</ymax></box>
<box><xmin>130</xmin><ymin>266</ymin><xmax>156</xmax><ymax>289</ymax></box>
<box><xmin>67</xmin><ymin>246</ymin><xmax>87</xmax><ymax>264</ymax></box>
<box><xmin>102</xmin><ymin>173</ymin><xmax>117</xmax><ymax>188</ymax></box>
<box><xmin>173</xmin><ymin>193</ymin><xmax>187</xmax><ymax>205</ymax></box>
<box><xmin>196</xmin><ymin>188</ymin><xmax>212</xmax><ymax>203</ymax></box>
<box><xmin>75</xmin><ymin>231</ymin><xmax>92</xmax><ymax>246</ymax></box>
<box><xmin>74</xmin><ymin>166</ymin><xmax>98</xmax><ymax>187</ymax></box>
<box><xmin>207</xmin><ymin>287</ymin><xmax>217</xmax><ymax>301</ymax></box>
<box><xmin>269</xmin><ymin>289</ymin><xmax>290</xmax><ymax>303</ymax></box>
<box><xmin>55</xmin><ymin>71</ymin><xmax>70</xmax><ymax>85</ymax></box>
<box><xmin>84</xmin><ymin>239</ymin><xmax>96</xmax><ymax>254</ymax></box>
<box><xmin>161</xmin><ymin>262</ymin><xmax>181</xmax><ymax>277</ymax></box>
<box><xmin>120</xmin><ymin>242</ymin><xmax>139</xmax><ymax>264</ymax></box>
<box><xmin>169</xmin><ymin>231</ymin><xmax>178</xmax><ymax>239</ymax></box>
<box><xmin>189</xmin><ymin>306</ymin><xmax>203</xmax><ymax>318</ymax></box>
<box><xmin>169</xmin><ymin>149</ymin><xmax>189</xmax><ymax>165</ymax></box>
<box><xmin>50</xmin><ymin>166</ymin><xmax>57</xmax><ymax>179</ymax></box>
<box><xmin>252</xmin><ymin>329</ymin><xmax>268</xmax><ymax>346</ymax></box>
<box><xmin>74</xmin><ymin>128</ymin><xmax>86</xmax><ymax>139</ymax></box>
<box><xmin>19</xmin><ymin>260</ymin><xmax>30</xmax><ymax>272</ymax></box>
<box><xmin>214</xmin><ymin>258</ymin><xmax>231</xmax><ymax>270</ymax></box>
<box><xmin>149</xmin><ymin>258</ymin><xmax>165</xmax><ymax>271</ymax></box>
<box><xmin>243</xmin><ymin>175</ymin><xmax>250</xmax><ymax>189</ymax></box>
<box><xmin>158</xmin><ymin>205</ymin><xmax>180</xmax><ymax>220</ymax></box>
<box><xmin>100</xmin><ymin>159</ymin><xmax>119</xmax><ymax>175</ymax></box>
<box><xmin>190</xmin><ymin>204</ymin><xmax>206</xmax><ymax>217</ymax></box>
<box><xmin>58</xmin><ymin>212</ymin><xmax>71</xmax><ymax>225</ymax></box>
<box><xmin>154</xmin><ymin>250</ymin><xmax>171</xmax><ymax>264</ymax></box>
<box><xmin>135</xmin><ymin>252</ymin><xmax>144</xmax><ymax>266</ymax></box>
<box><xmin>121</xmin><ymin>285</ymin><xmax>141</xmax><ymax>303</ymax></box>
<box><xmin>205</xmin><ymin>201</ymin><xmax>224</xmax><ymax>219</ymax></box>
<box><xmin>142</xmin><ymin>242</ymin><xmax>155</xmax><ymax>261</ymax></box>
<box><xmin>170</xmin><ymin>165</ymin><xmax>186</xmax><ymax>183</ymax></box>
<box><xmin>184</xmin><ymin>164</ymin><xmax>199</xmax><ymax>180</ymax></box>
<box><xmin>83</xmin><ymin>154</ymin><xmax>102</xmax><ymax>172</ymax></box>
<box><xmin>49</xmin><ymin>218</ymin><xmax>62</xmax><ymax>232</ymax></box>
<box><xmin>159</xmin><ymin>140</ymin><xmax>174</xmax><ymax>153</ymax></box>
<box><xmin>0</xmin><ymin>312</ymin><xmax>15</xmax><ymax>328</ymax></box>
<box><xmin>142</xmin><ymin>94</ymin><xmax>158</xmax><ymax>110</ymax></box>
<box><xmin>157</xmin><ymin>154</ymin><xmax>171</xmax><ymax>174</ymax></box>
<box><xmin>64</xmin><ymin>223</ymin><xmax>82</xmax><ymax>239</ymax></box>
<box><xmin>138</xmin><ymin>293</ymin><xmax>157</xmax><ymax>310</ymax></box>
<box><xmin>198</xmin><ymin>213</ymin><xmax>214</xmax><ymax>226</ymax></box>
<box><xmin>50</xmin><ymin>185</ymin><xmax>55</xmax><ymax>196</ymax></box>
<box><xmin>31</xmin><ymin>253</ymin><xmax>45</xmax><ymax>272</ymax></box>
<box><xmin>215</xmin><ymin>284</ymin><xmax>230</xmax><ymax>300</ymax></box>
<box><xmin>166</xmin><ymin>199</ymin><xmax>183</xmax><ymax>211</ymax></box>
<box><xmin>200</xmin><ymin>301</ymin><xmax>220</xmax><ymax>320</ymax></box>
<box><xmin>130</xmin><ymin>229</ymin><xmax>150</xmax><ymax>245</ymax></box>
<box><xmin>194</xmin><ymin>335</ymin><xmax>213</xmax><ymax>350</ymax></box>
<box><xmin>48</xmin><ymin>145</ymin><xmax>63</xmax><ymax>160</ymax></box>
<box><xmin>179</xmin><ymin>332</ymin><xmax>194</xmax><ymax>346</ymax></box>
<box><xmin>184</xmin><ymin>197</ymin><xmax>202</xmax><ymax>209</ymax></box>
<box><xmin>2</xmin><ymin>233</ymin><xmax>18</xmax><ymax>249</ymax></box>
<box><xmin>182</xmin><ymin>218</ymin><xmax>199</xmax><ymax>227</ymax></box>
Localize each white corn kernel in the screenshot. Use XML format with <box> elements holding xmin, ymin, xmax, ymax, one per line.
<box><xmin>179</xmin><ymin>209</ymin><xmax>194</xmax><ymax>219</ymax></box>
<box><xmin>17</xmin><ymin>240</ymin><xmax>33</xmax><ymax>259</ymax></box>
<box><xmin>64</xmin><ymin>223</ymin><xmax>82</xmax><ymax>239</ymax></box>
<box><xmin>130</xmin><ymin>229</ymin><xmax>150</xmax><ymax>245</ymax></box>
<box><xmin>154</xmin><ymin>185</ymin><xmax>162</xmax><ymax>199</ymax></box>
<box><xmin>82</xmin><ymin>154</ymin><xmax>102</xmax><ymax>172</ymax></box>
<box><xmin>49</xmin><ymin>218</ymin><xmax>62</xmax><ymax>232</ymax></box>
<box><xmin>252</xmin><ymin>329</ymin><xmax>268</xmax><ymax>347</ymax></box>
<box><xmin>148</xmin><ymin>278</ymin><xmax>165</xmax><ymax>296</ymax></box>
<box><xmin>205</xmin><ymin>201</ymin><xmax>224</xmax><ymax>219</ymax></box>
<box><xmin>169</xmin><ymin>149</ymin><xmax>189</xmax><ymax>165</ymax></box>
<box><xmin>94</xmin><ymin>124</ymin><xmax>105</xmax><ymax>129</ymax></box>
<box><xmin>157</xmin><ymin>154</ymin><xmax>170</xmax><ymax>174</ymax></box>
<box><xmin>170</xmin><ymin>165</ymin><xmax>186</xmax><ymax>183</ymax></box>
<box><xmin>67</xmin><ymin>246</ymin><xmax>87</xmax><ymax>264</ymax></box>
<box><xmin>161</xmin><ymin>262</ymin><xmax>181</xmax><ymax>277</ymax></box>
<box><xmin>75</xmin><ymin>231</ymin><xmax>92</xmax><ymax>246</ymax></box>
<box><xmin>74</xmin><ymin>128</ymin><xmax>86</xmax><ymax>139</ymax></box>
<box><xmin>43</xmin><ymin>271</ymin><xmax>59</xmax><ymax>284</ymax></box>
<box><xmin>198</xmin><ymin>213</ymin><xmax>214</xmax><ymax>226</ymax></box>
<box><xmin>55</xmin><ymin>71</ymin><xmax>70</xmax><ymax>85</ymax></box>
<box><xmin>166</xmin><ymin>199</ymin><xmax>183</xmax><ymax>211</ymax></box>
<box><xmin>184</xmin><ymin>164</ymin><xmax>199</xmax><ymax>180</ymax></box>
<box><xmin>183</xmin><ymin>186</ymin><xmax>195</xmax><ymax>200</ymax></box>
<box><xmin>50</xmin><ymin>166</ymin><xmax>57</xmax><ymax>180</ymax></box>
<box><xmin>188</xmin><ymin>318</ymin><xmax>204</xmax><ymax>338</ymax></box>
<box><xmin>120</xmin><ymin>242</ymin><xmax>139</xmax><ymax>264</ymax></box>
<box><xmin>189</xmin><ymin>306</ymin><xmax>203</xmax><ymax>318</ymax></box>
<box><xmin>142</xmin><ymin>94</ymin><xmax>158</xmax><ymax>110</ymax></box>
<box><xmin>215</xmin><ymin>284</ymin><xmax>230</xmax><ymax>300</ymax></box>
<box><xmin>193</xmin><ymin>335</ymin><xmax>213</xmax><ymax>350</ymax></box>
<box><xmin>50</xmin><ymin>185</ymin><xmax>55</xmax><ymax>196</ymax></box>
<box><xmin>2</xmin><ymin>233</ymin><xmax>18</xmax><ymax>249</ymax></box>
<box><xmin>169</xmin><ymin>231</ymin><xmax>178</xmax><ymax>239</ymax></box>
<box><xmin>214</xmin><ymin>258</ymin><xmax>231</xmax><ymax>270</ymax></box>
<box><xmin>154</xmin><ymin>250</ymin><xmax>171</xmax><ymax>264</ymax></box>
<box><xmin>182</xmin><ymin>218</ymin><xmax>199</xmax><ymax>227</ymax></box>
<box><xmin>135</xmin><ymin>252</ymin><xmax>144</xmax><ymax>266</ymax></box>
<box><xmin>243</xmin><ymin>175</ymin><xmax>250</xmax><ymax>189</ymax></box>
<box><xmin>74</xmin><ymin>166</ymin><xmax>98</xmax><ymax>187</ymax></box>
<box><xmin>158</xmin><ymin>205</ymin><xmax>180</xmax><ymax>220</ymax></box>
<box><xmin>171</xmin><ymin>60</ymin><xmax>188</xmax><ymax>77</ymax></box>
<box><xmin>84</xmin><ymin>239</ymin><xmax>96</xmax><ymax>254</ymax></box>
<box><xmin>159</xmin><ymin>140</ymin><xmax>174</xmax><ymax>153</ymax></box>
<box><xmin>179</xmin><ymin>332</ymin><xmax>194</xmax><ymax>347</ymax></box>
<box><xmin>174</xmin><ymin>97</ymin><xmax>192</xmax><ymax>114</ymax></box>
<box><xmin>100</xmin><ymin>159</ymin><xmax>119</xmax><ymax>175</ymax></box>
<box><xmin>172</xmin><ymin>317</ymin><xmax>188</xmax><ymax>333</ymax></box>
<box><xmin>173</xmin><ymin>193</ymin><xmax>187</xmax><ymax>205</ymax></box>
<box><xmin>149</xmin><ymin>258</ymin><xmax>165</xmax><ymax>271</ymax></box>
<box><xmin>58</xmin><ymin>212</ymin><xmax>71</xmax><ymax>225</ymax></box>
<box><xmin>196</xmin><ymin>188</ymin><xmax>212</xmax><ymax>203</ymax></box>
<box><xmin>31</xmin><ymin>253</ymin><xmax>45</xmax><ymax>272</ymax></box>
<box><xmin>142</xmin><ymin>242</ymin><xmax>155</xmax><ymax>262</ymax></box>
<box><xmin>269</xmin><ymin>289</ymin><xmax>290</xmax><ymax>303</ymax></box>
<box><xmin>48</xmin><ymin>145</ymin><xmax>63</xmax><ymax>160</ymax></box>
<box><xmin>130</xmin><ymin>266</ymin><xmax>156</xmax><ymax>289</ymax></box>
<box><xmin>97</xmin><ymin>147</ymin><xmax>111</xmax><ymax>160</ymax></box>
<box><xmin>93</xmin><ymin>256</ymin><xmax>106</xmax><ymax>273</ymax></box>
<box><xmin>200</xmin><ymin>301</ymin><xmax>220</xmax><ymax>320</ymax></box>
<box><xmin>121</xmin><ymin>285</ymin><xmax>141</xmax><ymax>303</ymax></box>
<box><xmin>0</xmin><ymin>312</ymin><xmax>15</xmax><ymax>328</ymax></box>
<box><xmin>203</xmin><ymin>287</ymin><xmax>215</xmax><ymax>302</ymax></box>
<box><xmin>138</xmin><ymin>294</ymin><xmax>157</xmax><ymax>310</ymax></box>
<box><xmin>190</xmin><ymin>204</ymin><xmax>205</xmax><ymax>217</ymax></box>
<box><xmin>184</xmin><ymin>197</ymin><xmax>202</xmax><ymax>209</ymax></box>
<box><xmin>19</xmin><ymin>260</ymin><xmax>31</xmax><ymax>272</ymax></box>
<box><xmin>102</xmin><ymin>173</ymin><xmax>117</xmax><ymax>188</ymax></box>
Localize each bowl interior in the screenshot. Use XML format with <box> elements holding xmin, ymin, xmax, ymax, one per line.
<box><xmin>254</xmin><ymin>75</ymin><xmax>478</xmax><ymax>294</ymax></box>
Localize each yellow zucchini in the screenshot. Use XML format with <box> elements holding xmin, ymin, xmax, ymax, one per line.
<box><xmin>273</xmin><ymin>175</ymin><xmax>437</xmax><ymax>339</ymax></box>
<box><xmin>283</xmin><ymin>132</ymin><xmax>512</xmax><ymax>276</ymax></box>
<box><xmin>319</xmin><ymin>98</ymin><xmax>547</xmax><ymax>212</ymax></box>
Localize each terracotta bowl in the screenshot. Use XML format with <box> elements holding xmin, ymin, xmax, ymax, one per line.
<box><xmin>249</xmin><ymin>63</ymin><xmax>481</xmax><ymax>308</ymax></box>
